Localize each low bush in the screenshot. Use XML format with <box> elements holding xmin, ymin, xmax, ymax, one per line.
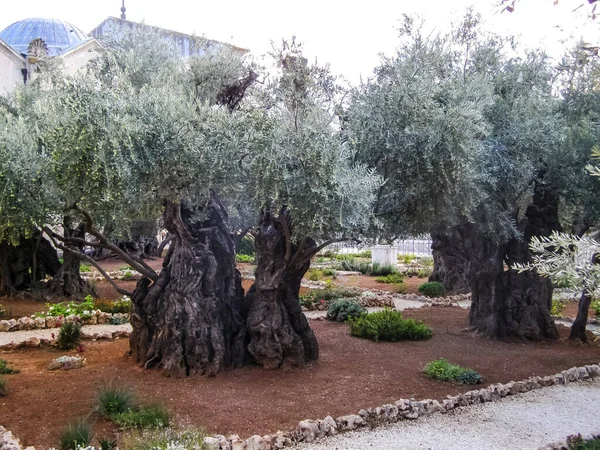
<box><xmin>0</xmin><ymin>303</ymin><xmax>6</xmax><ymax>319</ymax></box>
<box><xmin>326</xmin><ymin>299</ymin><xmax>367</xmax><ymax>322</ymax></box>
<box><xmin>592</xmin><ymin>301</ymin><xmax>600</xmax><ymax>317</ymax></box>
<box><xmin>418</xmin><ymin>281</ymin><xmax>446</xmax><ymax>297</ymax></box>
<box><xmin>112</xmin><ymin>404</ymin><xmax>170</xmax><ymax>429</ymax></box>
<box><xmin>122</xmin><ymin>427</ymin><xmax>208</xmax><ymax>450</ymax></box>
<box><xmin>39</xmin><ymin>298</ymin><xmax>96</xmax><ymax>318</ymax></box>
<box><xmin>235</xmin><ymin>254</ymin><xmax>255</xmax><ymax>263</ymax></box>
<box><xmin>93</xmin><ymin>295</ymin><xmax>132</xmax><ymax>314</ymax></box>
<box><xmin>417</xmin><ymin>268</ymin><xmax>433</xmax><ymax>278</ymax></box>
<box><xmin>370</xmin><ymin>263</ymin><xmax>398</xmax><ymax>276</ymax></box>
<box><xmin>122</xmin><ymin>271</ymin><xmax>134</xmax><ymax>280</ymax></box>
<box><xmin>399</xmin><ymin>253</ymin><xmax>416</xmax><ymax>264</ymax></box>
<box><xmin>0</xmin><ymin>377</ymin><xmax>6</xmax><ymax>396</ymax></box>
<box><xmin>99</xmin><ymin>438</ymin><xmax>118</xmax><ymax>450</ymax></box>
<box><xmin>79</xmin><ymin>264</ymin><xmax>92</xmax><ymax>273</ymax></box>
<box><xmin>348</xmin><ymin>309</ymin><xmax>432</xmax><ymax>342</ymax></box>
<box><xmin>0</xmin><ymin>359</ymin><xmax>19</xmax><ymax>374</ymax></box>
<box><xmin>96</xmin><ymin>382</ymin><xmax>135</xmax><ymax>417</ymax></box>
<box><xmin>335</xmin><ymin>258</ymin><xmax>370</xmax><ymax>274</ymax></box>
<box><xmin>59</xmin><ymin>418</ymin><xmax>92</xmax><ymax>450</ymax></box>
<box><xmin>57</xmin><ymin>322</ymin><xmax>82</xmax><ymax>350</ymax></box>
<box><xmin>551</xmin><ymin>299</ymin><xmax>566</xmax><ymax>316</ymax></box>
<box><xmin>237</xmin><ymin>235</ymin><xmax>255</xmax><ymax>257</ymax></box>
<box><xmin>375</xmin><ymin>273</ymin><xmax>404</xmax><ymax>284</ymax></box>
<box><xmin>423</xmin><ymin>359</ymin><xmax>482</xmax><ymax>384</ymax></box>
<box><xmin>395</xmin><ymin>282</ymin><xmax>407</xmax><ymax>294</ymax></box>
<box><xmin>566</xmin><ymin>434</ymin><xmax>600</xmax><ymax>450</ymax></box>
<box><xmin>419</xmin><ymin>256</ymin><xmax>434</xmax><ymax>268</ymax></box>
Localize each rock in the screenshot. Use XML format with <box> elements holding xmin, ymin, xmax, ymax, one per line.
<box><xmin>244</xmin><ymin>435</ymin><xmax>264</xmax><ymax>450</ymax></box>
<box><xmin>578</xmin><ymin>366</ymin><xmax>590</xmax><ymax>380</ymax></box>
<box><xmin>272</xmin><ymin>431</ymin><xmax>292</xmax><ymax>449</ymax></box>
<box><xmin>45</xmin><ymin>316</ymin><xmax>59</xmax><ymax>328</ymax></box>
<box><xmin>229</xmin><ymin>435</ymin><xmax>245</xmax><ymax>450</ymax></box>
<box><xmin>383</xmin><ymin>404</ymin><xmax>399</xmax><ymax>421</ymax></box>
<box><xmin>34</xmin><ymin>317</ymin><xmax>46</xmax><ymax>329</ymax></box>
<box><xmin>23</xmin><ymin>337</ymin><xmax>40</xmax><ymax>348</ymax></box>
<box><xmin>202</xmin><ymin>436</ymin><xmax>219</xmax><ymax>450</ymax></box>
<box><xmin>216</xmin><ymin>435</ymin><xmax>230</xmax><ymax>450</ymax></box>
<box><xmin>113</xmin><ymin>330</ymin><xmax>131</xmax><ymax>339</ymax></box>
<box><xmin>336</xmin><ymin>414</ymin><xmax>365</xmax><ymax>431</ymax></box>
<box><xmin>319</xmin><ymin>415</ymin><xmax>337</xmax><ymax>436</ymax></box>
<box><xmin>65</xmin><ymin>314</ymin><xmax>80</xmax><ymax>324</ymax></box>
<box><xmin>88</xmin><ymin>314</ymin><xmax>98</xmax><ymax>325</ymax></box>
<box><xmin>17</xmin><ymin>317</ymin><xmax>35</xmax><ymax>330</ymax></box>
<box><xmin>401</xmin><ymin>410</ymin><xmax>419</xmax><ymax>420</ymax></box>
<box><xmin>97</xmin><ymin>312</ymin><xmax>112</xmax><ymax>324</ymax></box>
<box><xmin>586</xmin><ymin>364</ymin><xmax>600</xmax><ymax>377</ymax></box>
<box><xmin>96</xmin><ymin>331</ymin><xmax>112</xmax><ymax>340</ymax></box>
<box><xmin>442</xmin><ymin>399</ymin><xmax>455</xmax><ymax>411</ymax></box>
<box><xmin>297</xmin><ymin>420</ymin><xmax>321</xmax><ymax>442</ymax></box>
<box><xmin>0</xmin><ymin>320</ymin><xmax>11</xmax><ymax>332</ymax></box>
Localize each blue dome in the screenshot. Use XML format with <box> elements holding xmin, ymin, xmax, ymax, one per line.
<box><xmin>0</xmin><ymin>18</ymin><xmax>89</xmax><ymax>56</ymax></box>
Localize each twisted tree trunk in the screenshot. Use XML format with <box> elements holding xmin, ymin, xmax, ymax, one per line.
<box><xmin>245</xmin><ymin>210</ymin><xmax>319</xmax><ymax>369</ymax></box>
<box><xmin>129</xmin><ymin>195</ymin><xmax>246</xmax><ymax>377</ymax></box>
<box><xmin>0</xmin><ymin>230</ymin><xmax>61</xmax><ymax>297</ymax></box>
<box><xmin>46</xmin><ymin>219</ymin><xmax>95</xmax><ymax>298</ymax></box>
<box><xmin>469</xmin><ymin>184</ymin><xmax>560</xmax><ymax>340</ymax></box>
<box><xmin>430</xmin><ymin>225</ymin><xmax>473</xmax><ymax>293</ymax></box>
<box><xmin>115</xmin><ymin>220</ymin><xmax>159</xmax><ymax>259</ymax></box>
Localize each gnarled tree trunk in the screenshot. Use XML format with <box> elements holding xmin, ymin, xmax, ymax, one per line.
<box><xmin>46</xmin><ymin>219</ymin><xmax>95</xmax><ymax>298</ymax></box>
<box><xmin>469</xmin><ymin>184</ymin><xmax>560</xmax><ymax>340</ymax></box>
<box><xmin>115</xmin><ymin>220</ymin><xmax>159</xmax><ymax>259</ymax></box>
<box><xmin>430</xmin><ymin>225</ymin><xmax>473</xmax><ymax>293</ymax></box>
<box><xmin>245</xmin><ymin>210</ymin><xmax>319</xmax><ymax>369</ymax></box>
<box><xmin>0</xmin><ymin>230</ymin><xmax>61</xmax><ymax>297</ymax></box>
<box><xmin>129</xmin><ymin>195</ymin><xmax>246</xmax><ymax>377</ymax></box>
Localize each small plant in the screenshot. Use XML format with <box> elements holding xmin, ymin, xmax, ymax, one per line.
<box><xmin>235</xmin><ymin>253</ymin><xmax>255</xmax><ymax>263</ymax></box>
<box><xmin>348</xmin><ymin>309</ymin><xmax>432</xmax><ymax>342</ymax></box>
<box><xmin>0</xmin><ymin>377</ymin><xmax>7</xmax><ymax>396</ymax></box>
<box><xmin>418</xmin><ymin>281</ymin><xmax>446</xmax><ymax>297</ymax></box>
<box><xmin>395</xmin><ymin>282</ymin><xmax>407</xmax><ymax>294</ymax></box>
<box><xmin>375</xmin><ymin>273</ymin><xmax>404</xmax><ymax>284</ymax></box>
<box><xmin>592</xmin><ymin>301</ymin><xmax>600</xmax><ymax>317</ymax></box>
<box><xmin>0</xmin><ymin>303</ymin><xmax>6</xmax><ymax>319</ymax></box>
<box><xmin>112</xmin><ymin>404</ymin><xmax>170</xmax><ymax>429</ymax></box>
<box><xmin>0</xmin><ymin>359</ymin><xmax>19</xmax><ymax>374</ymax></box>
<box><xmin>96</xmin><ymin>382</ymin><xmax>135</xmax><ymax>417</ymax></box>
<box><xmin>322</xmin><ymin>268</ymin><xmax>336</xmax><ymax>277</ymax></box>
<box><xmin>119</xmin><ymin>265</ymin><xmax>133</xmax><ymax>271</ymax></box>
<box><xmin>399</xmin><ymin>253</ymin><xmax>416</xmax><ymax>264</ymax></box>
<box><xmin>566</xmin><ymin>434</ymin><xmax>600</xmax><ymax>450</ymax></box>
<box><xmin>418</xmin><ymin>256</ymin><xmax>434</xmax><ymax>268</ymax></box>
<box><xmin>370</xmin><ymin>263</ymin><xmax>398</xmax><ymax>276</ymax></box>
<box><xmin>99</xmin><ymin>438</ymin><xmax>118</xmax><ymax>450</ymax></box>
<box><xmin>326</xmin><ymin>299</ymin><xmax>367</xmax><ymax>322</ymax></box>
<box><xmin>79</xmin><ymin>264</ymin><xmax>92</xmax><ymax>273</ymax></box>
<box><xmin>59</xmin><ymin>418</ymin><xmax>92</xmax><ymax>450</ymax></box>
<box><xmin>57</xmin><ymin>322</ymin><xmax>81</xmax><ymax>350</ymax></box>
<box><xmin>417</xmin><ymin>268</ymin><xmax>433</xmax><ymax>278</ymax></box>
<box><xmin>423</xmin><ymin>359</ymin><xmax>482</xmax><ymax>384</ymax></box>
<box><xmin>122</xmin><ymin>271</ymin><xmax>134</xmax><ymax>280</ymax></box>
<box><xmin>551</xmin><ymin>299</ymin><xmax>566</xmax><ymax>316</ymax></box>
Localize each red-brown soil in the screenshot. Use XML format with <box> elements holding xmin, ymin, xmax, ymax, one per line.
<box><xmin>334</xmin><ymin>274</ymin><xmax>425</xmax><ymax>295</ymax></box>
<box><xmin>2</xmin><ymin>307</ymin><xmax>600</xmax><ymax>449</ymax></box>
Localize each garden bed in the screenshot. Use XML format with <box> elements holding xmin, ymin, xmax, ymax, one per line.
<box><xmin>1</xmin><ymin>307</ymin><xmax>600</xmax><ymax>449</ymax></box>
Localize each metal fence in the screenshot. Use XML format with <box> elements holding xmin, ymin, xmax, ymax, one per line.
<box><xmin>324</xmin><ymin>237</ymin><xmax>433</xmax><ymax>257</ymax></box>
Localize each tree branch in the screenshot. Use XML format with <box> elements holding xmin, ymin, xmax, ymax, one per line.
<box><xmin>43</xmin><ymin>228</ymin><xmax>133</xmax><ymax>296</ymax></box>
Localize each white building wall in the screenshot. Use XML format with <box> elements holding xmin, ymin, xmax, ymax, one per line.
<box><xmin>0</xmin><ymin>43</ymin><xmax>24</xmax><ymax>95</ymax></box>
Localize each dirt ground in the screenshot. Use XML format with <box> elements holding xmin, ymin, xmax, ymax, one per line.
<box><xmin>2</xmin><ymin>307</ymin><xmax>600</xmax><ymax>449</ymax></box>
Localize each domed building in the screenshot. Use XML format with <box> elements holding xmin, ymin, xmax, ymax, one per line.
<box><xmin>0</xmin><ymin>17</ymin><xmax>101</xmax><ymax>94</ymax></box>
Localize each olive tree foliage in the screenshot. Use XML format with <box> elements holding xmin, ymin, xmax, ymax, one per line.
<box><xmin>346</xmin><ymin>16</ymin><xmax>493</xmax><ymax>240</ymax></box>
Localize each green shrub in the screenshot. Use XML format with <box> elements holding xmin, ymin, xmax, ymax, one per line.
<box><xmin>335</xmin><ymin>258</ymin><xmax>370</xmax><ymax>274</ymax></box>
<box><xmin>38</xmin><ymin>297</ymin><xmax>96</xmax><ymax>319</ymax></box>
<box><xmin>553</xmin><ymin>275</ymin><xmax>576</xmax><ymax>289</ymax></box>
<box><xmin>235</xmin><ymin>253</ymin><xmax>255</xmax><ymax>263</ymax></box>
<box><xmin>326</xmin><ymin>299</ymin><xmax>367</xmax><ymax>322</ymax></box>
<box><xmin>57</xmin><ymin>322</ymin><xmax>81</xmax><ymax>350</ymax></box>
<box><xmin>423</xmin><ymin>359</ymin><xmax>482</xmax><ymax>384</ymax></box>
<box><xmin>122</xmin><ymin>271</ymin><xmax>134</xmax><ymax>280</ymax></box>
<box><xmin>370</xmin><ymin>263</ymin><xmax>398</xmax><ymax>276</ymax></box>
<box><xmin>0</xmin><ymin>303</ymin><xmax>6</xmax><ymax>319</ymax></box>
<box><xmin>398</xmin><ymin>253</ymin><xmax>416</xmax><ymax>264</ymax></box>
<box><xmin>395</xmin><ymin>282</ymin><xmax>407</xmax><ymax>294</ymax></box>
<box><xmin>0</xmin><ymin>377</ymin><xmax>6</xmax><ymax>396</ymax></box>
<box><xmin>418</xmin><ymin>281</ymin><xmax>446</xmax><ymax>297</ymax></box>
<box><xmin>566</xmin><ymin>435</ymin><xmax>600</xmax><ymax>450</ymax></box>
<box><xmin>592</xmin><ymin>301</ymin><xmax>600</xmax><ymax>317</ymax></box>
<box><xmin>237</xmin><ymin>235</ymin><xmax>255</xmax><ymax>256</ymax></box>
<box><xmin>99</xmin><ymin>438</ymin><xmax>118</xmax><ymax>450</ymax></box>
<box><xmin>375</xmin><ymin>273</ymin><xmax>404</xmax><ymax>284</ymax></box>
<box><xmin>79</xmin><ymin>263</ymin><xmax>92</xmax><ymax>273</ymax></box>
<box><xmin>417</xmin><ymin>268</ymin><xmax>433</xmax><ymax>278</ymax></box>
<box><xmin>322</xmin><ymin>268</ymin><xmax>336</xmax><ymax>277</ymax></box>
<box><xmin>0</xmin><ymin>359</ymin><xmax>19</xmax><ymax>374</ymax></box>
<box><xmin>348</xmin><ymin>309</ymin><xmax>432</xmax><ymax>342</ymax></box>
<box><xmin>119</xmin><ymin>265</ymin><xmax>133</xmax><ymax>271</ymax></box>
<box><xmin>112</xmin><ymin>404</ymin><xmax>170</xmax><ymax>429</ymax></box>
<box><xmin>123</xmin><ymin>428</ymin><xmax>208</xmax><ymax>450</ymax></box>
<box><xmin>551</xmin><ymin>299</ymin><xmax>566</xmax><ymax>316</ymax></box>
<box><xmin>96</xmin><ymin>382</ymin><xmax>135</xmax><ymax>417</ymax></box>
<box><xmin>419</xmin><ymin>256</ymin><xmax>434</xmax><ymax>268</ymax></box>
<box><xmin>59</xmin><ymin>418</ymin><xmax>92</xmax><ymax>450</ymax></box>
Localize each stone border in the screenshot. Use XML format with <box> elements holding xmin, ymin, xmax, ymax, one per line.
<box><xmin>0</xmin><ymin>311</ymin><xmax>130</xmax><ymax>332</ymax></box>
<box><xmin>1</xmin><ymin>362</ymin><xmax>598</xmax><ymax>450</ymax></box>
<box><xmin>202</xmin><ymin>363</ymin><xmax>600</xmax><ymax>450</ymax></box>
<box><xmin>0</xmin><ymin>329</ymin><xmax>131</xmax><ymax>350</ymax></box>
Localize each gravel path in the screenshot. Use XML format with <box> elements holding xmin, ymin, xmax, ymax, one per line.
<box><xmin>296</xmin><ymin>379</ymin><xmax>600</xmax><ymax>450</ymax></box>
<box><xmin>0</xmin><ymin>324</ymin><xmax>132</xmax><ymax>346</ymax></box>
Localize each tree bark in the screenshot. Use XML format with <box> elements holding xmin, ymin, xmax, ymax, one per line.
<box><xmin>0</xmin><ymin>230</ymin><xmax>61</xmax><ymax>297</ymax></box>
<box><xmin>245</xmin><ymin>210</ymin><xmax>319</xmax><ymax>369</ymax></box>
<box><xmin>569</xmin><ymin>291</ymin><xmax>593</xmax><ymax>343</ymax></box>
<box><xmin>114</xmin><ymin>220</ymin><xmax>159</xmax><ymax>259</ymax></box>
<box><xmin>45</xmin><ymin>219</ymin><xmax>95</xmax><ymax>298</ymax></box>
<box><xmin>129</xmin><ymin>195</ymin><xmax>246</xmax><ymax>377</ymax></box>
<box><xmin>469</xmin><ymin>183</ymin><xmax>561</xmax><ymax>340</ymax></box>
<box><xmin>430</xmin><ymin>226</ymin><xmax>473</xmax><ymax>293</ymax></box>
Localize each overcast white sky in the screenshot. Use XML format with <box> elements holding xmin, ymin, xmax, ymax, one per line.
<box><xmin>1</xmin><ymin>0</ymin><xmax>598</xmax><ymax>83</ymax></box>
